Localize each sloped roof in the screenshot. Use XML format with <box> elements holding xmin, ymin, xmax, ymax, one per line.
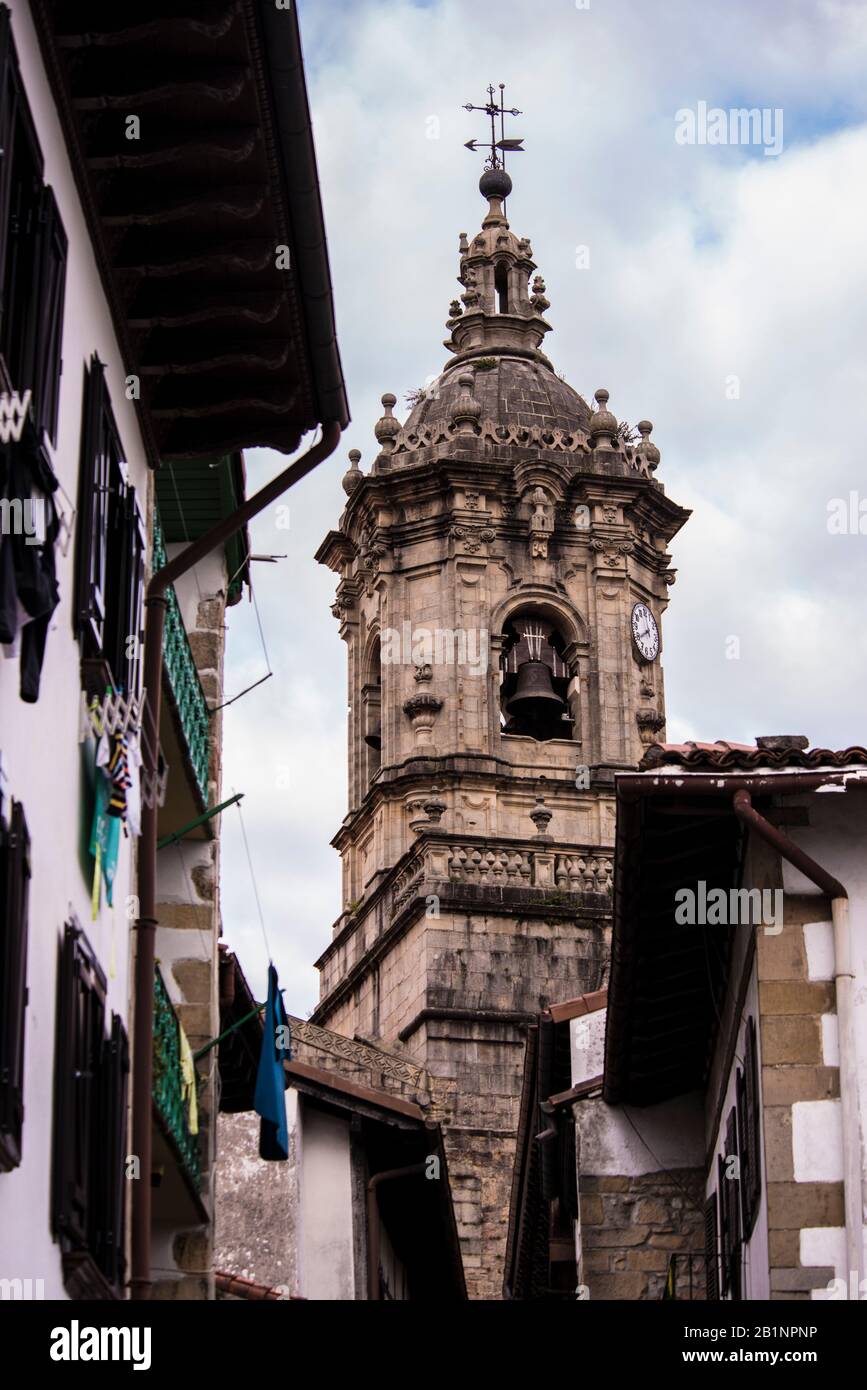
<box><xmin>31</xmin><ymin>0</ymin><xmax>348</xmax><ymax>460</ymax></box>
<box><xmin>640</xmin><ymin>739</ymin><xmax>867</xmax><ymax>773</ymax></box>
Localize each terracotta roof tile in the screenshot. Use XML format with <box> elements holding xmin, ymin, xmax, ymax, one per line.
<box><xmin>639</xmin><ymin>740</ymin><xmax>867</xmax><ymax>772</ymax></box>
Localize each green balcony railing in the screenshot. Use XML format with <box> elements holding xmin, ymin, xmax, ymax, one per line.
<box><xmin>152</xmin><ymin>966</ymin><xmax>201</xmax><ymax>1187</ymax></box>
<box><xmin>152</xmin><ymin>512</ymin><xmax>210</xmax><ymax>803</ymax></box>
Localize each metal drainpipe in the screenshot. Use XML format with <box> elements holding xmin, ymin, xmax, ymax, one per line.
<box><xmin>366</xmin><ymin>1164</ymin><xmax>427</xmax><ymax>1300</ymax></box>
<box><xmin>130</xmin><ymin>421</ymin><xmax>342</xmax><ymax>1300</ymax></box>
<box><xmin>732</xmin><ymin>789</ymin><xmax>864</xmax><ymax>1293</ymax></box>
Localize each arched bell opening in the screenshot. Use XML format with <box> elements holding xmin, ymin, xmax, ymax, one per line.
<box><xmin>500</xmin><ymin>611</ymin><xmax>573</xmax><ymax>742</ymax></box>
<box><xmin>362</xmin><ymin>636</ymin><xmax>382</xmax><ymax>783</ymax></box>
<box><xmin>494</xmin><ymin>259</ymin><xmax>509</xmax><ymax>315</ymax></box>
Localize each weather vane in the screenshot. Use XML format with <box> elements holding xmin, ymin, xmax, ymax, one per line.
<box><xmin>463</xmin><ymin>83</ymin><xmax>525</xmax><ymax>173</ymax></box>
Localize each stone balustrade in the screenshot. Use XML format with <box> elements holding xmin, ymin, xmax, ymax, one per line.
<box><xmin>389</xmin><ymin>835</ymin><xmax>613</xmax><ymax>919</ymax></box>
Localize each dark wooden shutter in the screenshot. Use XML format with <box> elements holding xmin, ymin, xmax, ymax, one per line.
<box><xmin>740</xmin><ymin>1017</ymin><xmax>761</xmax><ymax>1237</ymax></box>
<box><xmin>52</xmin><ymin>919</ymin><xmax>106</xmax><ymax>1251</ymax></box>
<box><xmin>717</xmin><ymin>1152</ymin><xmax>730</xmax><ymax>1295</ymax></box>
<box><xmin>704</xmin><ymin>1192</ymin><xmax>719</xmax><ymax>1301</ymax></box>
<box><xmin>126</xmin><ymin>490</ymin><xmax>146</xmax><ymax>697</ymax></box>
<box><xmin>29</xmin><ymin>184</ymin><xmax>67</xmax><ymax>446</ymax></box>
<box><xmin>721</xmin><ymin>1106</ymin><xmax>742</xmax><ymax>1300</ymax></box>
<box><xmin>0</xmin><ymin>7</ymin><xmax>17</xmax><ymax>339</ymax></box>
<box><xmin>74</xmin><ymin>358</ymin><xmax>111</xmax><ymax>656</ymax></box>
<box><xmin>92</xmin><ymin>1013</ymin><xmax>129</xmax><ymax>1290</ymax></box>
<box><xmin>106</xmin><ymin>479</ymin><xmax>145</xmax><ymax>697</ymax></box>
<box><xmin>0</xmin><ymin>27</ymin><xmax>42</xmax><ymax>396</ymax></box>
<box><xmin>0</xmin><ymin>798</ymin><xmax>30</xmax><ymax>1171</ymax></box>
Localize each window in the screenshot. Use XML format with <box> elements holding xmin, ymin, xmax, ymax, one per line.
<box><xmin>0</xmin><ymin>7</ymin><xmax>67</xmax><ymax>446</ymax></box>
<box><xmin>52</xmin><ymin>918</ymin><xmax>128</xmax><ymax>1299</ymax></box>
<box><xmin>737</xmin><ymin>1016</ymin><xmax>762</xmax><ymax>1238</ymax></box>
<box><xmin>362</xmin><ymin>636</ymin><xmax>382</xmax><ymax>784</ymax></box>
<box><xmin>718</xmin><ymin>1108</ymin><xmax>742</xmax><ymax>1300</ymax></box>
<box><xmin>74</xmin><ymin>357</ymin><xmax>145</xmax><ymax>697</ymax></box>
<box><xmin>0</xmin><ymin>797</ymin><xmax>30</xmax><ymax>1172</ymax></box>
<box><xmin>494</xmin><ymin>261</ymin><xmax>509</xmax><ymax>314</ymax></box>
<box><xmin>703</xmin><ymin>1192</ymin><xmax>719</xmax><ymax>1301</ymax></box>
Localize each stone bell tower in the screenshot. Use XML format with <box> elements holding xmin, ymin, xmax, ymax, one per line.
<box><xmin>313</xmin><ymin>155</ymin><xmax>690</xmax><ymax>1299</ymax></box>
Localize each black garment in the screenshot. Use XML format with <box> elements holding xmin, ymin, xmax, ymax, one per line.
<box><xmin>0</xmin><ymin>433</ymin><xmax>60</xmax><ymax>703</ymax></box>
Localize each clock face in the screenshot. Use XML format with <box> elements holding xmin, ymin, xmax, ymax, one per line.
<box><xmin>631</xmin><ymin>602</ymin><xmax>659</xmax><ymax>662</ymax></box>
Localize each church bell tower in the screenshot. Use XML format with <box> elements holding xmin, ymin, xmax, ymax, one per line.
<box><xmin>313</xmin><ymin>100</ymin><xmax>690</xmax><ymax>1299</ymax></box>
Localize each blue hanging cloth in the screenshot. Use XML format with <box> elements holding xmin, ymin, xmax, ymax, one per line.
<box><xmin>254</xmin><ymin>963</ymin><xmax>291</xmax><ymax>1161</ymax></box>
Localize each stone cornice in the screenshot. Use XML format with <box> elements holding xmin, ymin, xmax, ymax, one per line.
<box><xmin>317</xmin><ymin>828</ymin><xmax>615</xmax><ymax>969</ymax></box>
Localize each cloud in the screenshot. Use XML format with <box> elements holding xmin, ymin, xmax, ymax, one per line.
<box><xmin>221</xmin><ymin>0</ymin><xmax>867</xmax><ymax>1011</ymax></box>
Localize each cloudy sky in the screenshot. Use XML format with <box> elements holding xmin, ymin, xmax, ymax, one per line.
<box><xmin>219</xmin><ymin>0</ymin><xmax>867</xmax><ymax>1015</ymax></box>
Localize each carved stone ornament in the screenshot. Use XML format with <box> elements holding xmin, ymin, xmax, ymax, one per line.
<box><xmin>528</xmin><ymin>486</ymin><xmax>554</xmax><ymax>559</ymax></box>
<box><xmin>331</xmin><ymin>593</ymin><xmax>354</xmax><ymax>620</ymax></box>
<box><xmin>403</xmin><ymin>693</ymin><xmax>444</xmax><ymax>746</ymax></box>
<box><xmin>529</xmin><ymin>796</ymin><xmax>553</xmax><ymax>839</ymax></box>
<box><xmin>637</xmin><ymin>708</ymin><xmax>665</xmax><ymax>745</ymax></box>
<box><xmin>450</xmin><ymin>524</ymin><xmax>495</xmax><ymax>554</ymax></box>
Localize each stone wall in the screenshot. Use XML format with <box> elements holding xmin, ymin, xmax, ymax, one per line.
<box><xmin>214</xmin><ymin>1111</ymin><xmax>298</xmax><ymax>1294</ymax></box>
<box><xmin>757</xmin><ymin>891</ymin><xmax>841</xmax><ymax>1299</ymax></box>
<box><xmin>579</xmin><ymin>1170</ymin><xmax>706</xmax><ymax>1301</ymax></box>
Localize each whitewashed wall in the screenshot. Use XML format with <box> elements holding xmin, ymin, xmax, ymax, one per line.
<box><xmin>294</xmin><ymin>1099</ymin><xmax>356</xmax><ymax>1300</ymax></box>
<box><xmin>570</xmin><ymin>1009</ymin><xmax>705</xmax><ymax>1175</ymax></box>
<box><xmin>0</xmin><ymin>1</ymin><xmax>152</xmax><ymax>1300</ymax></box>
<box><xmin>780</xmin><ymin>785</ymin><xmax>867</xmax><ymax>1290</ymax></box>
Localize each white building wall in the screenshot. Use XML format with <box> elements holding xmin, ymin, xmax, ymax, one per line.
<box><xmin>295</xmin><ymin>1100</ymin><xmax>356</xmax><ymax>1300</ymax></box>
<box><xmin>0</xmin><ymin>1</ymin><xmax>152</xmax><ymax>1299</ymax></box>
<box><xmin>780</xmin><ymin>786</ymin><xmax>867</xmax><ymax>1288</ymax></box>
<box><xmin>570</xmin><ymin>1009</ymin><xmax>705</xmax><ymax>1176</ymax></box>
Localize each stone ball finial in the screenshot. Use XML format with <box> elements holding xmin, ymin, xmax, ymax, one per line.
<box><xmin>529</xmin><ymin>795</ymin><xmax>553</xmax><ymax>839</ymax></box>
<box><xmin>531</xmin><ymin>273</ymin><xmax>550</xmax><ymax>313</ymax></box>
<box><xmin>451</xmin><ymin>372</ymin><xmax>482</xmax><ymax>434</ymax></box>
<box><xmin>636</xmin><ymin>419</ymin><xmax>661</xmax><ymax>471</ymax></box>
<box><xmin>423</xmin><ymin>785</ymin><xmax>447</xmax><ymax>825</ymax></box>
<box><xmin>590</xmin><ymin>387</ymin><xmax>618</xmax><ymax>448</ymax></box>
<box><xmin>480</xmin><ymin>167</ymin><xmax>513</xmax><ymax>202</ymax></box>
<box><xmin>374</xmin><ymin>392</ymin><xmax>401</xmax><ymax>452</ymax></box>
<box><xmin>341</xmin><ymin>447</ymin><xmax>363</xmax><ymax>495</ymax></box>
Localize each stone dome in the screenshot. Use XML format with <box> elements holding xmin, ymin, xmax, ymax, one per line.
<box><xmin>404</xmin><ymin>357</ymin><xmax>591</xmax><ymax>437</ymax></box>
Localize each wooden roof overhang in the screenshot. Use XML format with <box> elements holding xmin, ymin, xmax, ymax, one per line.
<box><xmin>604</xmin><ymin>762</ymin><xmax>867</xmax><ymax>1107</ymax></box>
<box><xmin>30</xmin><ymin>0</ymin><xmax>349</xmax><ymax>462</ymax></box>
<box><xmin>603</xmin><ymin>777</ymin><xmax>749</xmax><ymax>1108</ymax></box>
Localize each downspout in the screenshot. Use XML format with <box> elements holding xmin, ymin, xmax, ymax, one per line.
<box><xmin>130</xmin><ymin>420</ymin><xmax>342</xmax><ymax>1299</ymax></box>
<box><xmin>366</xmin><ymin>1163</ymin><xmax>427</xmax><ymax>1300</ymax></box>
<box><xmin>733</xmin><ymin>789</ymin><xmax>863</xmax><ymax>1292</ymax></box>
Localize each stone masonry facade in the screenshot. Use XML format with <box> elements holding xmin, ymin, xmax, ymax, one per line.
<box><xmin>312</xmin><ymin>173</ymin><xmax>689</xmax><ymax>1297</ymax></box>
<box><xmin>579</xmin><ymin>1171</ymin><xmax>706</xmax><ymax>1302</ymax></box>
<box><xmin>757</xmin><ymin>892</ymin><xmax>843</xmax><ymax>1300</ymax></box>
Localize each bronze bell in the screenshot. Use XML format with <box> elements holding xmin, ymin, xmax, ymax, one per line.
<box><xmin>364</xmin><ymin>719</ymin><xmax>382</xmax><ymax>751</ymax></box>
<box><xmin>505</xmin><ymin>660</ymin><xmax>566</xmax><ymax>719</ymax></box>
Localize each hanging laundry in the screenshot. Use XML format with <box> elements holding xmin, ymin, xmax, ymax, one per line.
<box><xmin>90</xmin><ymin>733</ymin><xmax>121</xmax><ymax>911</ymax></box>
<box><xmin>126</xmin><ymin>730</ymin><xmax>143</xmax><ymax>838</ymax></box>
<box><xmin>105</xmin><ymin>733</ymin><xmax>132</xmax><ymax>829</ymax></box>
<box><xmin>178</xmin><ymin>1022</ymin><xmax>199</xmax><ymax>1137</ymax></box>
<box><xmin>254</xmin><ymin>964</ymin><xmax>291</xmax><ymax>1161</ymax></box>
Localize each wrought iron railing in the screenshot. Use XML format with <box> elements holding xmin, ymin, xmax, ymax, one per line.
<box><xmin>662</xmin><ymin>1252</ymin><xmax>707</xmax><ymax>1300</ymax></box>
<box><xmin>152</xmin><ymin>966</ymin><xmax>201</xmax><ymax>1187</ymax></box>
<box><xmin>152</xmin><ymin>512</ymin><xmax>210</xmax><ymax>803</ymax></box>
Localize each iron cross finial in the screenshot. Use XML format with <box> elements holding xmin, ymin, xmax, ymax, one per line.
<box><xmin>463</xmin><ymin>83</ymin><xmax>524</xmax><ymax>172</ymax></box>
